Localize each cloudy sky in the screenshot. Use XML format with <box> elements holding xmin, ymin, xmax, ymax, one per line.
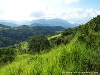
<box><xmin>0</xmin><ymin>0</ymin><xmax>100</xmax><ymax>23</ymax></box>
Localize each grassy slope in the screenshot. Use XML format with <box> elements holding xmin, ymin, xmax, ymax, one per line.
<box><xmin>48</xmin><ymin>34</ymin><xmax>61</xmax><ymax>40</ymax></box>
<box><xmin>0</xmin><ymin>35</ymin><xmax>76</xmax><ymax>75</ymax></box>
<box><xmin>0</xmin><ymin>18</ymin><xmax>100</xmax><ymax>75</ymax></box>
<box><xmin>0</xmin><ymin>32</ymin><xmax>100</xmax><ymax>75</ymax></box>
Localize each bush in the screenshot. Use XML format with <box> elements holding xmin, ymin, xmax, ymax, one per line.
<box><xmin>49</xmin><ymin>34</ymin><xmax>74</xmax><ymax>46</ymax></box>
<box><xmin>0</xmin><ymin>47</ymin><xmax>16</xmax><ymax>64</ymax></box>
<box><xmin>28</xmin><ymin>35</ymin><xmax>50</xmax><ymax>53</ymax></box>
<box><xmin>62</xmin><ymin>28</ymin><xmax>76</xmax><ymax>36</ymax></box>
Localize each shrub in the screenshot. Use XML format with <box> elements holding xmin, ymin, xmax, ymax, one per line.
<box><xmin>0</xmin><ymin>47</ymin><xmax>16</xmax><ymax>64</ymax></box>
<box><xmin>28</xmin><ymin>35</ymin><xmax>50</xmax><ymax>53</ymax></box>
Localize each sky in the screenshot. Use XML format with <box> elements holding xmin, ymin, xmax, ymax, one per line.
<box><xmin>0</xmin><ymin>0</ymin><xmax>100</xmax><ymax>24</ymax></box>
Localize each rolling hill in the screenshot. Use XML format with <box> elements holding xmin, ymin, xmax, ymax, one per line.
<box><xmin>0</xmin><ymin>25</ymin><xmax>66</xmax><ymax>47</ymax></box>
<box><xmin>0</xmin><ymin>15</ymin><xmax>100</xmax><ymax>75</ymax></box>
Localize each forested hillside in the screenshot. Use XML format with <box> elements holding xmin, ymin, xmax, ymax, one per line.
<box><xmin>0</xmin><ymin>16</ymin><xmax>100</xmax><ymax>75</ymax></box>
<box><xmin>0</xmin><ymin>25</ymin><xmax>65</xmax><ymax>47</ymax></box>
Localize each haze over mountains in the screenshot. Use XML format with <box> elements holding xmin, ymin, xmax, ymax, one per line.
<box><xmin>0</xmin><ymin>18</ymin><xmax>75</xmax><ymax>47</ymax></box>
<box><xmin>0</xmin><ymin>20</ymin><xmax>18</xmax><ymax>27</ymax></box>
<box><xmin>0</xmin><ymin>18</ymin><xmax>75</xmax><ymax>28</ymax></box>
<box><xmin>26</xmin><ymin>18</ymin><xmax>75</xmax><ymax>28</ymax></box>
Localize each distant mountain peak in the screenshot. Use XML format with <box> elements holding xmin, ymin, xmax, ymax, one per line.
<box><xmin>0</xmin><ymin>20</ymin><xmax>18</xmax><ymax>27</ymax></box>
<box><xmin>27</xmin><ymin>18</ymin><xmax>75</xmax><ymax>28</ymax></box>
<box><xmin>0</xmin><ymin>18</ymin><xmax>76</xmax><ymax>28</ymax></box>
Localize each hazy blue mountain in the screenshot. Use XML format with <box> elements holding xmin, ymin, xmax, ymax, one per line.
<box><xmin>0</xmin><ymin>24</ymin><xmax>10</xmax><ymax>28</ymax></box>
<box><xmin>26</xmin><ymin>18</ymin><xmax>75</xmax><ymax>28</ymax></box>
<box><xmin>0</xmin><ymin>18</ymin><xmax>75</xmax><ymax>28</ymax></box>
<box><xmin>0</xmin><ymin>20</ymin><xmax>18</xmax><ymax>27</ymax></box>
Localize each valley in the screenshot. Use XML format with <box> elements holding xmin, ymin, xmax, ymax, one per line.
<box><xmin>0</xmin><ymin>16</ymin><xmax>100</xmax><ymax>75</ymax></box>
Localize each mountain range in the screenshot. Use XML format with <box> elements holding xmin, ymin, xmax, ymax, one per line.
<box><xmin>0</xmin><ymin>18</ymin><xmax>75</xmax><ymax>28</ymax></box>
<box><xmin>26</xmin><ymin>18</ymin><xmax>75</xmax><ymax>28</ymax></box>
<box><xmin>0</xmin><ymin>20</ymin><xmax>18</xmax><ymax>27</ymax></box>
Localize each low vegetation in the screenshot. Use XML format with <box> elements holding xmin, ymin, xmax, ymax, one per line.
<box><xmin>0</xmin><ymin>15</ymin><xmax>100</xmax><ymax>75</ymax></box>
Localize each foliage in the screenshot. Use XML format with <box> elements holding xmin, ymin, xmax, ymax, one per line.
<box><xmin>62</xmin><ymin>28</ymin><xmax>76</xmax><ymax>36</ymax></box>
<box><xmin>0</xmin><ymin>15</ymin><xmax>100</xmax><ymax>75</ymax></box>
<box><xmin>15</xmin><ymin>42</ymin><xmax>29</xmax><ymax>54</ymax></box>
<box><xmin>0</xmin><ymin>35</ymin><xmax>99</xmax><ymax>75</ymax></box>
<box><xmin>0</xmin><ymin>25</ymin><xmax>65</xmax><ymax>47</ymax></box>
<box><xmin>28</xmin><ymin>35</ymin><xmax>50</xmax><ymax>53</ymax></box>
<box><xmin>0</xmin><ymin>47</ymin><xmax>16</xmax><ymax>66</ymax></box>
<box><xmin>49</xmin><ymin>28</ymin><xmax>76</xmax><ymax>46</ymax></box>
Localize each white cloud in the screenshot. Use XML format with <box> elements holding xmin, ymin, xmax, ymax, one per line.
<box><xmin>64</xmin><ymin>0</ymin><xmax>79</xmax><ymax>4</ymax></box>
<box><xmin>31</xmin><ymin>11</ymin><xmax>45</xmax><ymax>18</ymax></box>
<box><xmin>43</xmin><ymin>7</ymin><xmax>60</xmax><ymax>19</ymax></box>
<box><xmin>53</xmin><ymin>0</ymin><xmax>79</xmax><ymax>4</ymax></box>
<box><xmin>0</xmin><ymin>0</ymin><xmax>100</xmax><ymax>24</ymax></box>
<box><xmin>59</xmin><ymin>8</ymin><xmax>100</xmax><ymax>23</ymax></box>
<box><xmin>53</xmin><ymin>0</ymin><xmax>62</xmax><ymax>3</ymax></box>
<box><xmin>0</xmin><ymin>0</ymin><xmax>46</xmax><ymax>20</ymax></box>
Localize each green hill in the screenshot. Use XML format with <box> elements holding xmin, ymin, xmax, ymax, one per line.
<box><xmin>0</xmin><ymin>16</ymin><xmax>100</xmax><ymax>75</ymax></box>
<box><xmin>0</xmin><ymin>25</ymin><xmax>65</xmax><ymax>47</ymax></box>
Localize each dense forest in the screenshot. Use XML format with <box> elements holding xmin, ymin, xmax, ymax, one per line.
<box><xmin>0</xmin><ymin>15</ymin><xmax>100</xmax><ymax>75</ymax></box>
<box><xmin>0</xmin><ymin>25</ymin><xmax>65</xmax><ymax>47</ymax></box>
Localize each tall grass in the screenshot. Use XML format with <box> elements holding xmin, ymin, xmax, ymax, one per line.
<box><xmin>0</xmin><ymin>35</ymin><xmax>99</xmax><ymax>75</ymax></box>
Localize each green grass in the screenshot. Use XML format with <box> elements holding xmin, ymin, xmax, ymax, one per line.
<box><xmin>48</xmin><ymin>34</ymin><xmax>61</xmax><ymax>40</ymax></box>
<box><xmin>0</xmin><ymin>35</ymin><xmax>74</xmax><ymax>75</ymax></box>
<box><xmin>0</xmin><ymin>45</ymin><xmax>64</xmax><ymax>75</ymax></box>
<box><xmin>0</xmin><ymin>16</ymin><xmax>100</xmax><ymax>75</ymax></box>
<box><xmin>0</xmin><ymin>34</ymin><xmax>100</xmax><ymax>75</ymax></box>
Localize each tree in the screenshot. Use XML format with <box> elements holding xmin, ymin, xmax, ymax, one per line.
<box><xmin>0</xmin><ymin>47</ymin><xmax>16</xmax><ymax>64</ymax></box>
<box><xmin>62</xmin><ymin>28</ymin><xmax>76</xmax><ymax>36</ymax></box>
<box><xmin>28</xmin><ymin>35</ymin><xmax>50</xmax><ymax>53</ymax></box>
